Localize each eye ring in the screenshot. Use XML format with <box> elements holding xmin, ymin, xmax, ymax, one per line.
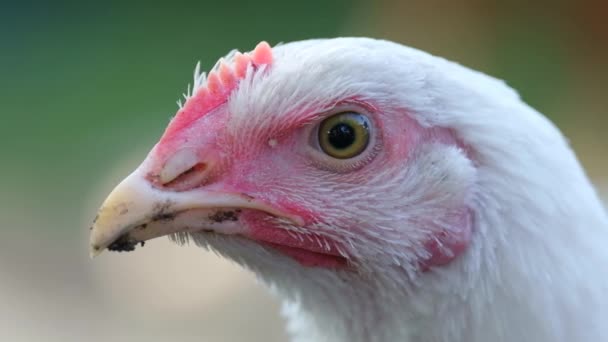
<box><xmin>317</xmin><ymin>112</ymin><xmax>371</xmax><ymax>159</ymax></box>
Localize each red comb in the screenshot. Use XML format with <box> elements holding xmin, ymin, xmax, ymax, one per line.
<box><xmin>163</xmin><ymin>41</ymin><xmax>273</xmax><ymax>138</ymax></box>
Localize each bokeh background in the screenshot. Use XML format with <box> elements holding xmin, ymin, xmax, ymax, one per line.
<box><xmin>1</xmin><ymin>1</ymin><xmax>606</xmax><ymax>341</ymax></box>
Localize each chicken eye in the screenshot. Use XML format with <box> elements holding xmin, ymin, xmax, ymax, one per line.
<box><xmin>318</xmin><ymin>112</ymin><xmax>370</xmax><ymax>159</ymax></box>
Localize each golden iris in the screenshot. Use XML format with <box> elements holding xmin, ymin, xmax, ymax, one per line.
<box><xmin>318</xmin><ymin>112</ymin><xmax>370</xmax><ymax>159</ymax></box>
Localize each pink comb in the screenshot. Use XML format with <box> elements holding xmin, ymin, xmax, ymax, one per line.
<box><xmin>163</xmin><ymin>41</ymin><xmax>273</xmax><ymax>138</ymax></box>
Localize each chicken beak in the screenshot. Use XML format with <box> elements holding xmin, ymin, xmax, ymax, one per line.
<box><xmin>89</xmin><ymin>169</ymin><xmax>300</xmax><ymax>258</ymax></box>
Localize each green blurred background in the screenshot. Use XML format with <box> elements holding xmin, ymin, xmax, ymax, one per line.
<box><xmin>1</xmin><ymin>1</ymin><xmax>606</xmax><ymax>341</ymax></box>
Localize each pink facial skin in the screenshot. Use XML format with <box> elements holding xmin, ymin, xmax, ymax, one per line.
<box><xmin>241</xmin><ymin>210</ymin><xmax>348</xmax><ymax>268</ymax></box>
<box><xmin>147</xmin><ymin>42</ymin><xmax>472</xmax><ymax>271</ymax></box>
<box><xmin>420</xmin><ymin>208</ymin><xmax>472</xmax><ymax>271</ymax></box>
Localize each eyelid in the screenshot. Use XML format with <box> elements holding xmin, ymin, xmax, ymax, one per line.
<box><xmin>318</xmin><ymin>103</ymin><xmax>374</xmax><ymax>121</ymax></box>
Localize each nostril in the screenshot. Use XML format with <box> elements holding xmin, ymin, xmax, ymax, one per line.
<box><xmin>156</xmin><ymin>149</ymin><xmax>209</xmax><ymax>190</ymax></box>
<box><xmin>163</xmin><ymin>162</ymin><xmax>208</xmax><ymax>190</ymax></box>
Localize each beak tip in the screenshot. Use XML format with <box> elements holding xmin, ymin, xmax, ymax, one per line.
<box><xmin>89</xmin><ymin>245</ymin><xmax>104</xmax><ymax>259</ymax></box>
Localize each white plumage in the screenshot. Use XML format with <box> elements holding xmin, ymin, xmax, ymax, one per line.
<box><xmin>222</xmin><ymin>38</ymin><xmax>608</xmax><ymax>342</ymax></box>
<box><xmin>90</xmin><ymin>38</ymin><xmax>608</xmax><ymax>342</ymax></box>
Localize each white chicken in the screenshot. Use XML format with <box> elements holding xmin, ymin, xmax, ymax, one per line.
<box><xmin>89</xmin><ymin>38</ymin><xmax>608</xmax><ymax>342</ymax></box>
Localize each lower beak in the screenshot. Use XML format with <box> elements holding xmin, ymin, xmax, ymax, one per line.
<box><xmin>89</xmin><ymin>169</ymin><xmax>297</xmax><ymax>258</ymax></box>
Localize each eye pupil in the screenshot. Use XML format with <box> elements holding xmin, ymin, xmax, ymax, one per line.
<box><xmin>327</xmin><ymin>123</ymin><xmax>356</xmax><ymax>149</ymax></box>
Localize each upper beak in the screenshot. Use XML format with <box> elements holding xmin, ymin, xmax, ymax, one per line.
<box><xmin>89</xmin><ymin>168</ymin><xmax>299</xmax><ymax>258</ymax></box>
